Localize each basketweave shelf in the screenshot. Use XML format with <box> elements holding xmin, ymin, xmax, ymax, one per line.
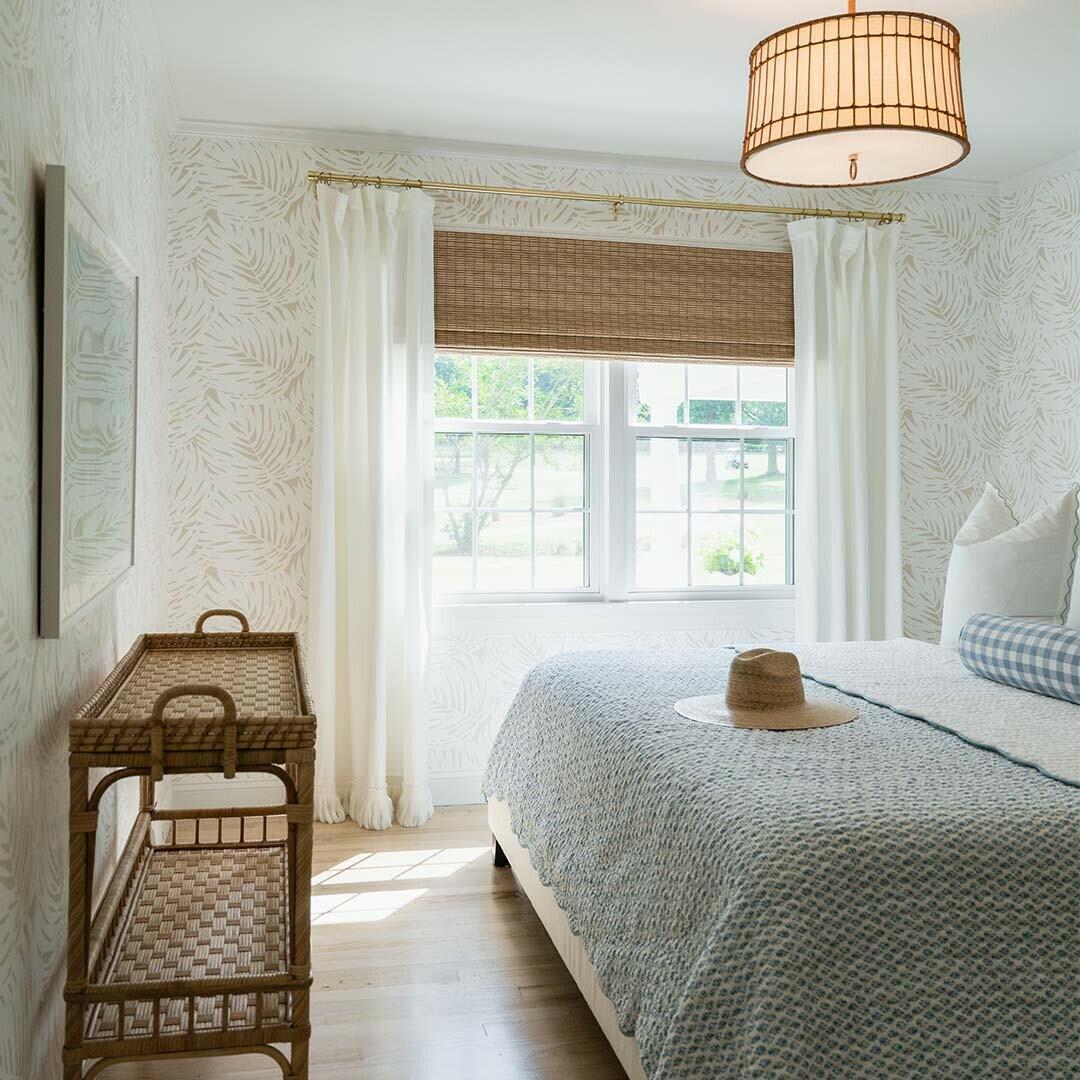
<box><xmin>64</xmin><ymin>610</ymin><xmax>316</xmax><ymax>1080</ymax></box>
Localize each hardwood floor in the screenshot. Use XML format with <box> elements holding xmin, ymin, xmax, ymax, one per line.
<box><xmin>110</xmin><ymin>805</ymin><xmax>626</xmax><ymax>1080</ymax></box>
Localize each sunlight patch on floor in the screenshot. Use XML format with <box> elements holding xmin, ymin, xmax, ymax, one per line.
<box><xmin>311</xmin><ymin>887</ymin><xmax>430</xmax><ymax>924</ymax></box>
<box><xmin>310</xmin><ymin>845</ymin><xmax>490</xmax><ymax>923</ymax></box>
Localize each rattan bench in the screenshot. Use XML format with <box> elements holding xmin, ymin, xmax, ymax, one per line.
<box><xmin>64</xmin><ymin>610</ymin><xmax>315</xmax><ymax>1079</ymax></box>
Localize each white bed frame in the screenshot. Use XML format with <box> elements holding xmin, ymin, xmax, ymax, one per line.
<box><xmin>487</xmin><ymin>798</ymin><xmax>647</xmax><ymax>1080</ymax></box>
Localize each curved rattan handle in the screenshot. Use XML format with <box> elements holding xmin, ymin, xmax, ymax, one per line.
<box><xmin>194</xmin><ymin>608</ymin><xmax>250</xmax><ymax>634</ymax></box>
<box><xmin>149</xmin><ymin>684</ymin><xmax>238</xmax><ymax>782</ymax></box>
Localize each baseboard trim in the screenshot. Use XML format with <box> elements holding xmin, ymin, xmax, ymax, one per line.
<box><xmin>429</xmin><ymin>772</ymin><xmax>485</xmax><ymax>806</ymax></box>
<box><xmin>161</xmin><ymin>771</ymin><xmax>485</xmax><ymax>810</ymax></box>
<box><xmin>159</xmin><ymin>773</ymin><xmax>287</xmax><ymax>809</ymax></box>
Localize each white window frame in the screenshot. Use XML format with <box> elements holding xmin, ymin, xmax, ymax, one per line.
<box><xmin>613</xmin><ymin>361</ymin><xmax>795</xmax><ymax>600</ymax></box>
<box><xmin>435</xmin><ymin>355</ymin><xmax>794</xmax><ymax>604</ymax></box>
<box><xmin>434</xmin><ymin>357</ymin><xmax>604</xmax><ymax>603</ymax></box>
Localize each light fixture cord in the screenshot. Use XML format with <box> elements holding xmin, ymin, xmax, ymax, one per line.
<box><xmin>848</xmin><ymin>0</ymin><xmax>856</xmax><ymax>13</ymax></box>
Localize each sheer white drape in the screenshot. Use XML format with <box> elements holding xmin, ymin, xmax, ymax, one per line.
<box><xmin>309</xmin><ymin>185</ymin><xmax>435</xmax><ymax>828</ymax></box>
<box><xmin>788</xmin><ymin>219</ymin><xmax>903</xmax><ymax>642</ymax></box>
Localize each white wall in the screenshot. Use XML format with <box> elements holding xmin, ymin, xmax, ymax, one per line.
<box><xmin>0</xmin><ymin>1</ymin><xmax>173</xmax><ymax>1075</ymax></box>
<box><xmin>164</xmin><ymin>130</ymin><xmax>1012</xmax><ymax>803</ymax></box>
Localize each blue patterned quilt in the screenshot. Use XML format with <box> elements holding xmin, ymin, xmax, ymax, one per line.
<box><xmin>482</xmin><ymin>647</ymin><xmax>1079</xmax><ymax>1079</ymax></box>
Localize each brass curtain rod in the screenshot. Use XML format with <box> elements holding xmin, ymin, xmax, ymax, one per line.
<box><xmin>306</xmin><ymin>170</ymin><xmax>905</xmax><ymax>225</ymax></box>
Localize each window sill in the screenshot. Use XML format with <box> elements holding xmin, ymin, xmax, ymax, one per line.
<box><xmin>432</xmin><ymin>591</ymin><xmax>796</xmax><ymax>636</ymax></box>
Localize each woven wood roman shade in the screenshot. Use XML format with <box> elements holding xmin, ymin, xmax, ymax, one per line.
<box><xmin>434</xmin><ymin>231</ymin><xmax>794</xmax><ymax>364</ymax></box>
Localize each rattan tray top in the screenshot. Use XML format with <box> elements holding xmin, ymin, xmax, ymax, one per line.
<box><xmin>70</xmin><ymin>610</ymin><xmax>316</xmax><ymax>759</ymax></box>
<box><xmin>86</xmin><ymin>841</ymin><xmax>290</xmax><ymax>1041</ymax></box>
<box><xmin>103</xmin><ymin>644</ymin><xmax>299</xmax><ymax>722</ymax></box>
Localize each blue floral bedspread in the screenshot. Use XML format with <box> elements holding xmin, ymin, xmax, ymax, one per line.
<box><xmin>481</xmin><ymin>648</ymin><xmax>1079</xmax><ymax>1079</ymax></box>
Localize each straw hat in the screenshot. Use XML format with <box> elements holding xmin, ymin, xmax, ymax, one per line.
<box><xmin>674</xmin><ymin>648</ymin><xmax>857</xmax><ymax>730</ymax></box>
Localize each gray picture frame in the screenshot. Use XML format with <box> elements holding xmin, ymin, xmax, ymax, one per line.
<box><xmin>40</xmin><ymin>164</ymin><xmax>138</xmax><ymax>639</ymax></box>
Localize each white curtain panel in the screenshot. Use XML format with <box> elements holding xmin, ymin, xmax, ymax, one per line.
<box><xmin>310</xmin><ymin>185</ymin><xmax>435</xmax><ymax>829</ymax></box>
<box><xmin>787</xmin><ymin>219</ymin><xmax>903</xmax><ymax>642</ymax></box>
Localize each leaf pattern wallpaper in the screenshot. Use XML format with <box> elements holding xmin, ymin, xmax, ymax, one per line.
<box><xmin>0</xmin><ymin>1</ymin><xmax>171</xmax><ymax>1075</ymax></box>
<box><xmin>166</xmin><ymin>134</ymin><xmax>1078</xmax><ymax>786</ymax></box>
<box><xmin>995</xmin><ymin>170</ymin><xmax>1080</xmax><ymax>516</ymax></box>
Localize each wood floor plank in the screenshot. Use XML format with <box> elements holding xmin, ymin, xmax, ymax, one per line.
<box><xmin>107</xmin><ymin>806</ymin><xmax>626</xmax><ymax>1080</ymax></box>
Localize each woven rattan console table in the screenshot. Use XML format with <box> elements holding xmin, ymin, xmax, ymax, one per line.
<box><xmin>64</xmin><ymin>610</ymin><xmax>316</xmax><ymax>1079</ymax></box>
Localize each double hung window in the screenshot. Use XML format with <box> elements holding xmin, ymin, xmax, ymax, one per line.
<box><xmin>433</xmin><ymin>353</ymin><xmax>793</xmax><ymax>600</ymax></box>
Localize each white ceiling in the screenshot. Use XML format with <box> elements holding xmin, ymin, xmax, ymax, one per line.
<box><xmin>153</xmin><ymin>0</ymin><xmax>1080</xmax><ymax>183</ymax></box>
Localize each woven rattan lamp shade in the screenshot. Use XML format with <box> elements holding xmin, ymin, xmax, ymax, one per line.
<box><xmin>434</xmin><ymin>231</ymin><xmax>794</xmax><ymax>364</ymax></box>
<box><xmin>742</xmin><ymin>10</ymin><xmax>969</xmax><ymax>187</ymax></box>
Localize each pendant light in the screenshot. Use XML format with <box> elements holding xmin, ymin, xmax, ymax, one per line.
<box><xmin>742</xmin><ymin>1</ymin><xmax>969</xmax><ymax>187</ymax></box>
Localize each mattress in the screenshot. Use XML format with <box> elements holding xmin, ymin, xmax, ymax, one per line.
<box><xmin>489</xmin><ymin>797</ymin><xmax>645</xmax><ymax>1080</ymax></box>
<box><xmin>482</xmin><ymin>642</ymin><xmax>1080</xmax><ymax>1079</ymax></box>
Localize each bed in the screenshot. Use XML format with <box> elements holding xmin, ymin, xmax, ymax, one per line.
<box><xmin>482</xmin><ymin>640</ymin><xmax>1079</xmax><ymax>1080</ymax></box>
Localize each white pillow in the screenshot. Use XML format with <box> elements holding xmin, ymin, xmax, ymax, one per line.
<box><xmin>939</xmin><ymin>483</ymin><xmax>1079</xmax><ymax>649</ymax></box>
<box><xmin>1069</xmin><ymin>501</ymin><xmax>1080</xmax><ymax>628</ymax></box>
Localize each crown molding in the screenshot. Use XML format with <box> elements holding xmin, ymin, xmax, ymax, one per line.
<box><xmin>997</xmin><ymin>149</ymin><xmax>1080</xmax><ymax>196</ymax></box>
<box><xmin>172</xmin><ymin>118</ymin><xmax>1001</xmax><ymax>197</ymax></box>
<box><xmin>172</xmin><ymin>119</ymin><xmax>750</xmax><ymax>179</ymax></box>
<box><xmin>892</xmin><ymin>169</ymin><xmax>999</xmax><ymax>198</ymax></box>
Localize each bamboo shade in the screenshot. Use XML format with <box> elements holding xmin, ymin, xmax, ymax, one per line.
<box><xmin>434</xmin><ymin>231</ymin><xmax>794</xmax><ymax>365</ymax></box>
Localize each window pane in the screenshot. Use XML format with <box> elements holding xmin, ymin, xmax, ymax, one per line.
<box><xmin>740</xmin><ymin>366</ymin><xmax>788</xmax><ymax>426</ymax></box>
<box><xmin>533</xmin><ymin>358</ymin><xmax>585</xmax><ymax>421</ymax></box>
<box><xmin>535</xmin><ymin>512</ymin><xmax>586</xmax><ymax>589</ymax></box>
<box><xmin>433</xmin><ymin>511</ymin><xmax>473</xmax><ymax>592</ymax></box>
<box><xmin>477</xmin><ymin>511</ymin><xmax>531</xmax><ymax>590</ymax></box>
<box><xmin>743</xmin><ymin>514</ymin><xmax>788</xmax><ymax>585</ymax></box>
<box><xmin>434</xmin><ymin>433</ymin><xmax>473</xmax><ymax>509</ymax></box>
<box><xmin>692</xmin><ymin>517</ymin><xmax>744</xmax><ymax>586</ymax></box>
<box><xmin>686</xmin><ymin>364</ymin><xmax>737</xmax><ymax>425</ymax></box>
<box><xmin>635</xmin><ymin>513</ymin><xmax>688</xmax><ymax>588</ymax></box>
<box><xmin>743</xmin><ymin>439</ymin><xmax>787</xmax><ymax>508</ymax></box>
<box><xmin>535</xmin><ymin>435</ymin><xmax>585</xmax><ymax>510</ymax></box>
<box><xmin>477</xmin><ymin>355</ymin><xmax>529</xmax><ymax>419</ymax></box>
<box><xmin>476</xmin><ymin>434</ymin><xmax>530</xmax><ymax>509</ymax></box>
<box><xmin>636</xmin><ymin>437</ymin><xmax>687</xmax><ymax>511</ymax></box>
<box><xmin>633</xmin><ymin>362</ymin><xmax>684</xmax><ymax>426</ymax></box>
<box><xmin>690</xmin><ymin>439</ymin><xmax>741</xmax><ymax>510</ymax></box>
<box><xmin>434</xmin><ymin>355</ymin><xmax>473</xmax><ymax>419</ymax></box>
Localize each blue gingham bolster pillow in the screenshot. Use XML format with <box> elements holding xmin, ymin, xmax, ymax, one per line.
<box><xmin>959</xmin><ymin>614</ymin><xmax>1080</xmax><ymax>705</ymax></box>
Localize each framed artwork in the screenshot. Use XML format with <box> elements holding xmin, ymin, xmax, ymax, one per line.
<box><xmin>39</xmin><ymin>164</ymin><xmax>138</xmax><ymax>638</ymax></box>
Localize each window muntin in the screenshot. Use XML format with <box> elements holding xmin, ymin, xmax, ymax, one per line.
<box><xmin>632</xmin><ymin>361</ymin><xmax>788</xmax><ymax>429</ymax></box>
<box><xmin>628</xmin><ymin>361</ymin><xmax>793</xmax><ymax>593</ymax></box>
<box><xmin>434</xmin><ymin>355</ymin><xmax>595</xmax><ymax>595</ymax></box>
<box><xmin>633</xmin><ymin>436</ymin><xmax>791</xmax><ymax>589</ymax></box>
<box><xmin>434</xmin><ymin>354</ymin><xmax>792</xmax><ymax>599</ymax></box>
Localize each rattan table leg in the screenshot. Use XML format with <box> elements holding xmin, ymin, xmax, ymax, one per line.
<box><xmin>139</xmin><ymin>772</ymin><xmax>155</xmax><ymax>810</ymax></box>
<box><xmin>289</xmin><ymin>761</ymin><xmax>314</xmax><ymax>1080</ymax></box>
<box><xmin>64</xmin><ymin>765</ymin><xmax>90</xmax><ymax>1079</ymax></box>
<box><xmin>289</xmin><ymin>1042</ymin><xmax>309</xmax><ymax>1079</ymax></box>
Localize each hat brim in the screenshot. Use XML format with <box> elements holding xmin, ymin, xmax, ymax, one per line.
<box><xmin>673</xmin><ymin>694</ymin><xmax>856</xmax><ymax>730</ymax></box>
